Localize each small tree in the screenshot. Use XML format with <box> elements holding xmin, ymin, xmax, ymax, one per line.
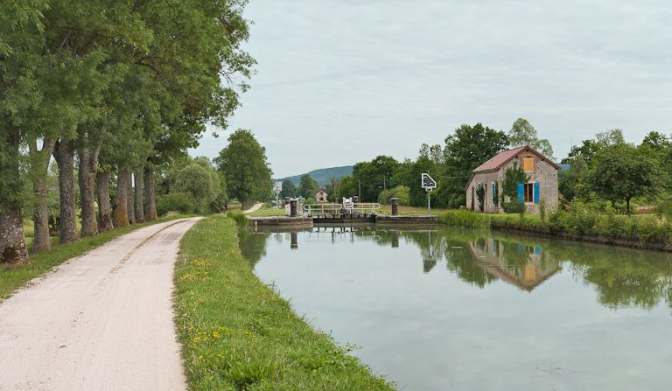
<box><xmin>588</xmin><ymin>144</ymin><xmax>667</xmax><ymax>215</ymax></box>
<box><xmin>475</xmin><ymin>183</ymin><xmax>485</xmax><ymax>212</ymax></box>
<box><xmin>501</xmin><ymin>162</ymin><xmax>528</xmax><ymax>205</ymax></box>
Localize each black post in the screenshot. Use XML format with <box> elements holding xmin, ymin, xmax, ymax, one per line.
<box><xmin>391</xmin><ymin>198</ymin><xmax>399</xmax><ymax>216</ymax></box>
<box><xmin>290</xmin><ymin>199</ymin><xmax>298</xmax><ymax>217</ymax></box>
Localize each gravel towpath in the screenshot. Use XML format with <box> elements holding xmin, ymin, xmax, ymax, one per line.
<box><xmin>0</xmin><ymin>218</ymin><xmax>202</xmax><ymax>391</ymax></box>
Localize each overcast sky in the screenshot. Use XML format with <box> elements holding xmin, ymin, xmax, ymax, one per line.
<box><xmin>192</xmin><ymin>0</ymin><xmax>672</xmax><ymax>178</ymax></box>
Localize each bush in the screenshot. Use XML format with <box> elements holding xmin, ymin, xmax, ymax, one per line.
<box><xmin>502</xmin><ymin>202</ymin><xmax>525</xmax><ymax>214</ymax></box>
<box><xmin>565</xmin><ymin>201</ymin><xmax>598</xmax><ymax>237</ymax></box>
<box><xmin>378</xmin><ymin>185</ymin><xmax>411</xmax><ymax>205</ymax></box>
<box><xmin>438</xmin><ymin>210</ymin><xmax>490</xmax><ymax>228</ymax></box>
<box><xmin>547</xmin><ymin>209</ymin><xmax>567</xmax><ymax>234</ymax></box>
<box><xmin>637</xmin><ymin>216</ymin><xmax>672</xmax><ymax>243</ymax></box>
<box><xmin>156</xmin><ymin>192</ymin><xmax>196</xmax><ymax>216</ymax></box>
<box><xmin>227</xmin><ymin>211</ymin><xmax>248</xmax><ymax>228</ymax></box>
<box><xmin>655</xmin><ymin>201</ymin><xmax>672</xmax><ymax>219</ymax></box>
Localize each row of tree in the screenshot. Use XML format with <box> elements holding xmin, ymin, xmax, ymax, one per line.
<box><xmin>0</xmin><ymin>1</ymin><xmax>255</xmax><ymax>264</ymax></box>
<box><xmin>316</xmin><ymin>118</ymin><xmax>551</xmax><ymax>208</ymax></box>
<box><xmin>316</xmin><ymin>120</ymin><xmax>670</xmax><ymax>215</ymax></box>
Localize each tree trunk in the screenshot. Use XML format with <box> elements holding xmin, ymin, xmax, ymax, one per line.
<box><xmin>126</xmin><ymin>171</ymin><xmax>136</xmax><ymax>224</ymax></box>
<box><xmin>134</xmin><ymin>170</ymin><xmax>145</xmax><ymax>223</ymax></box>
<box><xmin>0</xmin><ymin>132</ymin><xmax>29</xmax><ymax>264</ymax></box>
<box><xmin>626</xmin><ymin>198</ymin><xmax>631</xmax><ymax>216</ymax></box>
<box><xmin>53</xmin><ymin>139</ymin><xmax>78</xmax><ymax>244</ymax></box>
<box><xmin>113</xmin><ymin>168</ymin><xmax>130</xmax><ymax>227</ymax></box>
<box><xmin>78</xmin><ymin>133</ymin><xmax>103</xmax><ymax>237</ymax></box>
<box><xmin>29</xmin><ymin>137</ymin><xmax>56</xmax><ymax>253</ymax></box>
<box><xmin>144</xmin><ymin>166</ymin><xmax>157</xmax><ymax>220</ymax></box>
<box><xmin>96</xmin><ymin>171</ymin><xmax>114</xmax><ymax>232</ymax></box>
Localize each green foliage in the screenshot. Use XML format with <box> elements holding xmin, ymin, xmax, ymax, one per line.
<box><xmin>587</xmin><ymin>144</ymin><xmax>667</xmax><ymax>214</ymax></box>
<box><xmin>508</xmin><ymin>118</ymin><xmax>554</xmax><ymax>160</ymax></box>
<box><xmin>475</xmin><ymin>183</ymin><xmax>485</xmax><ymax>212</ymax></box>
<box><xmin>502</xmin><ymin>162</ymin><xmax>528</xmax><ymax>204</ymax></box>
<box><xmin>216</xmin><ymin>130</ymin><xmax>273</xmax><ymax>206</ymax></box>
<box><xmin>539</xmin><ymin>200</ymin><xmax>546</xmax><ymax>221</ymax></box>
<box><xmin>156</xmin><ymin>193</ymin><xmax>196</xmax><ymax>216</ymax></box>
<box><xmin>169</xmin><ymin>157</ymin><xmax>225</xmax><ymax>214</ymax></box>
<box><xmin>502</xmin><ymin>202</ymin><xmax>525</xmax><ymax>214</ymax></box>
<box><xmin>443</xmin><ymin>123</ymin><xmax>509</xmax><ymax>209</ymax></box>
<box><xmin>378</xmin><ymin>185</ymin><xmax>411</xmax><ymax>205</ymax></box>
<box><xmin>279</xmin><ymin>179</ymin><xmax>296</xmax><ymax>199</ymax></box>
<box><xmin>298</xmin><ymin>174</ymin><xmax>318</xmax><ymax>199</ymax></box>
<box><xmin>352</xmin><ymin>155</ymin><xmax>399</xmax><ymax>202</ymax></box>
<box><xmin>438</xmin><ymin>210</ymin><xmax>490</xmax><ymax>228</ymax></box>
<box><xmin>226</xmin><ymin>211</ymin><xmax>248</xmax><ymax>228</ymax></box>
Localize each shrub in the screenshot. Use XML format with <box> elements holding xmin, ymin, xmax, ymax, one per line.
<box><xmin>655</xmin><ymin>201</ymin><xmax>672</xmax><ymax>219</ymax></box>
<box><xmin>502</xmin><ymin>202</ymin><xmax>525</xmax><ymax>214</ymax></box>
<box><xmin>377</xmin><ymin>185</ymin><xmax>411</xmax><ymax>205</ymax></box>
<box><xmin>565</xmin><ymin>201</ymin><xmax>598</xmax><ymax>237</ymax></box>
<box><xmin>439</xmin><ymin>210</ymin><xmax>490</xmax><ymax>228</ymax></box>
<box><xmin>637</xmin><ymin>216</ymin><xmax>671</xmax><ymax>243</ymax></box>
<box><xmin>539</xmin><ymin>200</ymin><xmax>546</xmax><ymax>221</ymax></box>
<box><xmin>227</xmin><ymin>211</ymin><xmax>248</xmax><ymax>228</ymax></box>
<box><xmin>156</xmin><ymin>192</ymin><xmax>196</xmax><ymax>216</ymax></box>
<box><xmin>546</xmin><ymin>209</ymin><xmax>567</xmax><ymax>234</ymax></box>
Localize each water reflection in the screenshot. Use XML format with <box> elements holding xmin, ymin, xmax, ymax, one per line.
<box><xmin>242</xmin><ymin>225</ymin><xmax>672</xmax><ymax>310</ymax></box>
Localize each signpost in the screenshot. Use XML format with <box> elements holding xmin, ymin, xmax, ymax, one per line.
<box><xmin>421</xmin><ymin>173</ymin><xmax>437</xmax><ymax>216</ymax></box>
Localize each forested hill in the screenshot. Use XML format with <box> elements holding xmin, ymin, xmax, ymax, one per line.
<box><xmin>276</xmin><ymin>166</ymin><xmax>353</xmax><ymax>186</ymax></box>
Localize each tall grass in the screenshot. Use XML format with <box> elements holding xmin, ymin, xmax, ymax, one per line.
<box><xmin>438</xmin><ymin>210</ymin><xmax>491</xmax><ymax>228</ymax></box>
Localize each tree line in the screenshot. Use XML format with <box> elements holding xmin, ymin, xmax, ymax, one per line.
<box><xmin>312</xmin><ymin>119</ymin><xmax>670</xmax><ymax>215</ymax></box>
<box><xmin>0</xmin><ymin>1</ymin><xmax>255</xmax><ymax>265</ymax></box>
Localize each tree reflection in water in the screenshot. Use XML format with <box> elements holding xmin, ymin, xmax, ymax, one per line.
<box><xmin>239</xmin><ymin>226</ymin><xmax>672</xmax><ymax>310</ymax></box>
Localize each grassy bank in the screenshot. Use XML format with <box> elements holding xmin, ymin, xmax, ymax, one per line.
<box><xmin>0</xmin><ymin>215</ymin><xmax>191</xmax><ymax>303</ymax></box>
<box><xmin>440</xmin><ymin>209</ymin><xmax>672</xmax><ymax>250</ymax></box>
<box><xmin>174</xmin><ymin>215</ymin><xmax>395</xmax><ymax>391</ymax></box>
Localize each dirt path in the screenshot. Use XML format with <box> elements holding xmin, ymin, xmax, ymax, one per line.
<box><xmin>243</xmin><ymin>202</ymin><xmax>264</xmax><ymax>214</ymax></box>
<box><xmin>0</xmin><ymin>218</ymin><xmax>201</xmax><ymax>391</ymax></box>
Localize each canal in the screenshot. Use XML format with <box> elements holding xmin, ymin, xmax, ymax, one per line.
<box><xmin>239</xmin><ymin>226</ymin><xmax>672</xmax><ymax>391</ymax></box>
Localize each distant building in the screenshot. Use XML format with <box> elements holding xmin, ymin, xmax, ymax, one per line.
<box><xmin>315</xmin><ymin>189</ymin><xmax>328</xmax><ymax>203</ymax></box>
<box><xmin>465</xmin><ymin>145</ymin><xmax>560</xmax><ymax>214</ymax></box>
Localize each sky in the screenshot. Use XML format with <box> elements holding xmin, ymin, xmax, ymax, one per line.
<box><xmin>192</xmin><ymin>0</ymin><xmax>672</xmax><ymax>178</ymax></box>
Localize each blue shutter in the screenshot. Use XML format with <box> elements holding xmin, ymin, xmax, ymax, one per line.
<box><xmin>534</xmin><ymin>182</ymin><xmax>540</xmax><ymax>204</ymax></box>
<box><xmin>517</xmin><ymin>183</ymin><xmax>524</xmax><ymax>203</ymax></box>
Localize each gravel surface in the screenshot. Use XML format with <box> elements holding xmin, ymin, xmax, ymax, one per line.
<box><xmin>0</xmin><ymin>218</ymin><xmax>202</xmax><ymax>391</ymax></box>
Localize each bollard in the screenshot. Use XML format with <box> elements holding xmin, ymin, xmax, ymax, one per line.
<box><xmin>391</xmin><ymin>198</ymin><xmax>399</xmax><ymax>216</ymax></box>
<box><xmin>353</xmin><ymin>195</ymin><xmax>359</xmax><ymax>204</ymax></box>
<box><xmin>290</xmin><ymin>232</ymin><xmax>298</xmax><ymax>249</ymax></box>
<box><xmin>290</xmin><ymin>199</ymin><xmax>298</xmax><ymax>217</ymax></box>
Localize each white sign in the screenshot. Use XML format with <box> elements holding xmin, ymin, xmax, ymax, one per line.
<box><xmin>421</xmin><ymin>173</ymin><xmax>437</xmax><ymax>190</ymax></box>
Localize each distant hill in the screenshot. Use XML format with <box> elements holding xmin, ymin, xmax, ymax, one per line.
<box><xmin>276</xmin><ymin>165</ymin><xmax>353</xmax><ymax>187</ymax></box>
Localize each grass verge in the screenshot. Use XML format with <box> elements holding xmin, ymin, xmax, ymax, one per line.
<box><xmin>0</xmin><ymin>215</ymin><xmax>191</xmax><ymax>303</ymax></box>
<box><xmin>175</xmin><ymin>215</ymin><xmax>395</xmax><ymax>391</ymax></box>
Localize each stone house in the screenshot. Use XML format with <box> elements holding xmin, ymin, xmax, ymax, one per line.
<box><xmin>465</xmin><ymin>145</ymin><xmax>560</xmax><ymax>214</ymax></box>
<box><xmin>315</xmin><ymin>189</ymin><xmax>328</xmax><ymax>203</ymax></box>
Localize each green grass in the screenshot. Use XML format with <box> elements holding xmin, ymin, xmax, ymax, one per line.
<box><xmin>175</xmin><ymin>215</ymin><xmax>396</xmax><ymax>391</ymax></box>
<box><xmin>247</xmin><ymin>207</ymin><xmax>287</xmax><ymax>217</ymax></box>
<box><xmin>376</xmin><ymin>204</ymin><xmax>448</xmax><ymax>216</ymax></box>
<box><xmin>0</xmin><ymin>215</ymin><xmax>191</xmax><ymax>303</ymax></box>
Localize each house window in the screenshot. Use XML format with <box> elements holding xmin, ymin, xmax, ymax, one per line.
<box><xmin>524</xmin><ymin>183</ymin><xmax>534</xmax><ymax>203</ymax></box>
<box><xmin>523</xmin><ymin>157</ymin><xmax>534</xmax><ymax>172</ymax></box>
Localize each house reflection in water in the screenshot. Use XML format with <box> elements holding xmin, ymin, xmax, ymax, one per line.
<box><xmin>467</xmin><ymin>238</ymin><xmax>560</xmax><ymax>291</ymax></box>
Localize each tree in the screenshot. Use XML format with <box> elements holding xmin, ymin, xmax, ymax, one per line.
<box><xmin>298</xmin><ymin>174</ymin><xmax>319</xmax><ymax>199</ymax></box>
<box><xmin>508</xmin><ymin>118</ymin><xmax>554</xmax><ymax>160</ymax></box>
<box><xmin>443</xmin><ymin>123</ymin><xmax>510</xmax><ymax>208</ymax></box>
<box><xmin>559</xmin><ymin>155</ymin><xmax>588</xmax><ymax>202</ymax></box>
<box><xmin>588</xmin><ymin>144</ymin><xmax>666</xmax><ymax>215</ymax></box>
<box><xmin>502</xmin><ymin>162</ymin><xmax>528</xmax><ymax>207</ymax></box>
<box><xmin>352</xmin><ymin>155</ymin><xmax>399</xmax><ymax>202</ymax></box>
<box><xmin>216</xmin><ymin>130</ymin><xmax>272</xmax><ymax>208</ymax></box>
<box><xmin>280</xmin><ymin>179</ymin><xmax>297</xmax><ymax>199</ymax></box>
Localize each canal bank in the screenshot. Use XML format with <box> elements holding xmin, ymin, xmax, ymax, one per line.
<box><xmin>174</xmin><ymin>215</ymin><xmax>395</xmax><ymax>390</ymax></box>
<box><xmin>441</xmin><ymin>210</ymin><xmax>672</xmax><ymax>253</ymax></box>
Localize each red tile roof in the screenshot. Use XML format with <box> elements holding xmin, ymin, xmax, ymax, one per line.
<box><xmin>472</xmin><ymin>145</ymin><xmax>560</xmax><ymax>173</ymax></box>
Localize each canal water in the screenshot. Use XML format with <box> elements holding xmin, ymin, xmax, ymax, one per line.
<box><xmin>240</xmin><ymin>226</ymin><xmax>672</xmax><ymax>391</ymax></box>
